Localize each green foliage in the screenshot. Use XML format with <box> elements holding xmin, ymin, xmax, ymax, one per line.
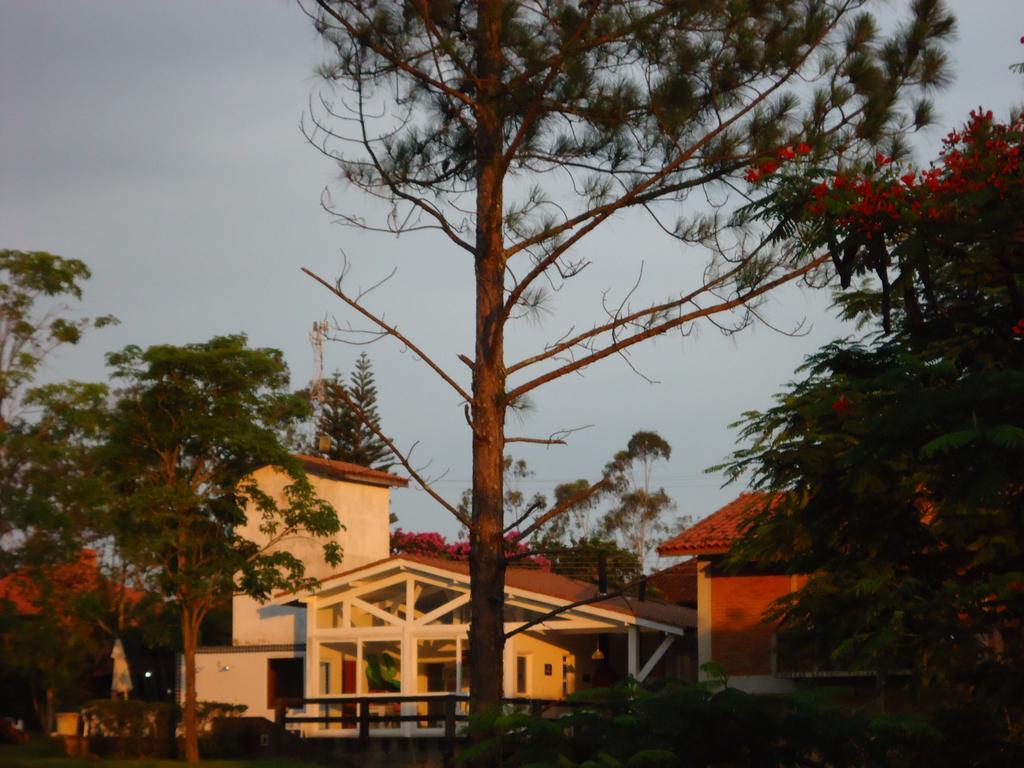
<box><xmin>718</xmin><ymin>111</ymin><xmax>1024</xmax><ymax>754</ymax></box>
<box><xmin>314</xmin><ymin>352</ymin><xmax>392</xmax><ymax>470</ymax></box>
<box><xmin>104</xmin><ymin>334</ymin><xmax>342</xmax><ymax>611</ymax></box>
<box><xmin>1</xmin><ymin>382</ymin><xmax>113</xmax><ymax>566</ymax></box>
<box><xmin>0</xmin><ymin>249</ymin><xmax>116</xmax><ymax>426</ymax></box>
<box><xmin>81</xmin><ymin>699</ymin><xmax>174</xmax><ymax>759</ymax></box>
<box><xmin>96</xmin><ymin>334</ymin><xmax>341</xmax><ymax>760</ymax></box>
<box><xmin>311</xmin><ymin>0</ymin><xmax>954</xmax><ymax>236</ymax></box>
<box><xmin>0</xmin><ymin>250</ymin><xmax>115</xmax><ymax>564</ymax></box>
<box><xmin>364</xmin><ymin>652</ymin><xmax>400</xmax><ymax>693</ymax></box>
<box><xmin>462</xmin><ymin>679</ymin><xmax>1003</xmax><ymax>768</ymax></box>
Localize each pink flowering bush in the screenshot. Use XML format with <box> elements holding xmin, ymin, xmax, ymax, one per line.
<box><xmin>391</xmin><ymin>528</ymin><xmax>550</xmax><ymax>570</ymax></box>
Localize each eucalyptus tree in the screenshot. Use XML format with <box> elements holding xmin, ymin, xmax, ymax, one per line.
<box><xmin>300</xmin><ymin>0</ymin><xmax>955</xmax><ymax>713</ymax></box>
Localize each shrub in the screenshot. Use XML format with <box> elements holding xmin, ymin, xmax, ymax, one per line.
<box><xmin>81</xmin><ymin>699</ymin><xmax>173</xmax><ymax>759</ymax></box>
<box><xmin>459</xmin><ymin>679</ymin><xmax>1015</xmax><ymax>768</ymax></box>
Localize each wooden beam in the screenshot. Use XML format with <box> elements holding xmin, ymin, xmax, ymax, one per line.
<box><xmin>637</xmin><ymin>635</ymin><xmax>676</xmax><ymax>683</ymax></box>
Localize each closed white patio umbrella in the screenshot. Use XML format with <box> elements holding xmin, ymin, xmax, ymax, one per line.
<box><xmin>110</xmin><ymin>638</ymin><xmax>133</xmax><ymax>699</ymax></box>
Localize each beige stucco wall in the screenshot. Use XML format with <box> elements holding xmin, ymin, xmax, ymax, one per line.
<box><xmin>232</xmin><ymin>465</ymin><xmax>393</xmax><ymax>645</ymax></box>
<box><xmin>188</xmin><ymin>648</ymin><xmax>305</xmax><ymax>721</ymax></box>
<box><xmin>507</xmin><ymin>632</ymin><xmax>579</xmax><ymax>700</ymax></box>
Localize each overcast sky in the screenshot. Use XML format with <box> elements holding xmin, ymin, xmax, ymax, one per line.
<box><xmin>2</xmin><ymin>1</ymin><xmax>1022</xmax><ymax>556</ymax></box>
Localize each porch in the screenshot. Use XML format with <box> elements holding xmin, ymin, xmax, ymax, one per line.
<box><xmin>274</xmin><ymin>555</ymin><xmax>696</xmax><ymax>738</ymax></box>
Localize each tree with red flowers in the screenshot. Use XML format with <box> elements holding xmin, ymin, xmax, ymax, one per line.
<box><xmin>719</xmin><ymin>108</ymin><xmax>1024</xmax><ymax>758</ymax></box>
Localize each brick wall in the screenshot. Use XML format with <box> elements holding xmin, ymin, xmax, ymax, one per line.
<box><xmin>709</xmin><ymin>574</ymin><xmax>792</xmax><ymax>676</ymax></box>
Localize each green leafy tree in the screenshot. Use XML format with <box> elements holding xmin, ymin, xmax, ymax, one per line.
<box><xmin>719</xmin><ymin>110</ymin><xmax>1024</xmax><ymax>751</ymax></box>
<box><xmin>1</xmin><ymin>382</ymin><xmax>112</xmax><ymax>571</ymax></box>
<box><xmin>0</xmin><ymin>250</ymin><xmax>114</xmax><ymax>555</ymax></box>
<box><xmin>315</xmin><ymin>352</ymin><xmax>393</xmax><ymax>469</ymax></box>
<box><xmin>101</xmin><ymin>335</ymin><xmax>341</xmax><ymax>763</ymax></box>
<box><xmin>600</xmin><ymin>431</ymin><xmax>675</xmax><ymax>568</ymax></box>
<box><xmin>0</xmin><ymin>249</ymin><xmax>116</xmax><ymax>427</ymax></box>
<box><xmin>301</xmin><ymin>0</ymin><xmax>955</xmax><ymax>713</ymax></box>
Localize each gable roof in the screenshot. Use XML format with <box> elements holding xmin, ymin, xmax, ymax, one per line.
<box><xmin>293</xmin><ymin>454</ymin><xmax>408</xmax><ymax>488</ymax></box>
<box><xmin>657</xmin><ymin>492</ymin><xmax>781</xmax><ymax>556</ymax></box>
<box><xmin>278</xmin><ymin>554</ymin><xmax>695</xmax><ymax>631</ymax></box>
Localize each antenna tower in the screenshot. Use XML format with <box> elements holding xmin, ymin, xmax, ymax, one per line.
<box><xmin>309</xmin><ymin>318</ymin><xmax>330</xmax><ymax>454</ymax></box>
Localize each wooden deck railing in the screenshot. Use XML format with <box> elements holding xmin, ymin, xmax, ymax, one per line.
<box><xmin>273</xmin><ymin>694</ymin><xmax>575</xmax><ymax>748</ymax></box>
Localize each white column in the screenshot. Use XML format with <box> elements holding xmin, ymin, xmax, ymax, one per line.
<box><xmin>503</xmin><ymin>636</ymin><xmax>515</xmax><ymax>697</ymax></box>
<box><xmin>627</xmin><ymin>626</ymin><xmax>639</xmax><ymax>678</ymax></box>
<box><xmin>402</xmin><ymin>576</ymin><xmax>414</xmax><ymax>736</ymax></box>
<box><xmin>305</xmin><ymin>596</ymin><xmax>318</xmax><ymax>738</ymax></box>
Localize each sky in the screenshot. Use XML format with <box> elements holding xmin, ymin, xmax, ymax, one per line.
<box><xmin>2</xmin><ymin>1</ymin><xmax>1022</xmax><ymax>559</ymax></box>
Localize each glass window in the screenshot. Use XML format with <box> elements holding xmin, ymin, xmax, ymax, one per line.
<box><xmin>350</xmin><ymin>602</ymin><xmax>393</xmax><ymax>627</ymax></box>
<box><xmin>359</xmin><ymin>581</ymin><xmax>409</xmax><ymax>619</ymax></box>
<box><xmin>316</xmin><ymin>603</ymin><xmax>343</xmax><ymax>629</ymax></box>
<box><xmin>416</xmin><ymin>638</ymin><xmax>458</xmax><ymax>728</ymax></box>
<box><xmin>515</xmin><ymin>655</ymin><xmax>529</xmax><ymax>696</ymax></box>
<box><xmin>417</xmin><ymin>638</ymin><xmax>458</xmax><ymax>693</ymax></box>
<box><xmin>320</xmin><ymin>662</ymin><xmax>331</xmax><ymax>695</ymax></box>
<box><xmin>415</xmin><ymin>582</ymin><xmax>469</xmax><ymax>623</ymax></box>
<box><xmin>320</xmin><ymin>642</ymin><xmax>357</xmax><ymax>695</ymax></box>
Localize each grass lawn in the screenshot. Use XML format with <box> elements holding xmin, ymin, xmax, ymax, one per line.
<box><xmin>0</xmin><ymin>738</ymin><xmax>321</xmax><ymax>768</ymax></box>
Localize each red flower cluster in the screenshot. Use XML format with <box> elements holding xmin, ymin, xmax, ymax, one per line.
<box><xmin>831</xmin><ymin>394</ymin><xmax>851</xmax><ymax>414</ymax></box>
<box><xmin>744</xmin><ymin>142</ymin><xmax>813</xmax><ymax>183</ymax></box>
<box><xmin>799</xmin><ymin>110</ymin><xmax>1023</xmax><ymax>238</ymax></box>
<box><xmin>1013</xmin><ymin>319</ymin><xmax>1024</xmax><ymax>337</ymax></box>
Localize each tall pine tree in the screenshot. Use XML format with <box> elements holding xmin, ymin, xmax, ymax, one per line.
<box><xmin>301</xmin><ymin>0</ymin><xmax>956</xmax><ymax>715</ymax></box>
<box><xmin>317</xmin><ymin>353</ymin><xmax>392</xmax><ymax>470</ymax></box>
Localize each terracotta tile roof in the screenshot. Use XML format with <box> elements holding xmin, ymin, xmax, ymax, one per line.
<box><xmin>657</xmin><ymin>492</ymin><xmax>780</xmax><ymax>556</ymax></box>
<box><xmin>647</xmin><ymin>559</ymin><xmax>698</xmax><ymax>607</ymax></box>
<box><xmin>292</xmin><ymin>454</ymin><xmax>408</xmax><ymax>488</ymax></box>
<box><xmin>281</xmin><ymin>554</ymin><xmax>695</xmax><ymax>630</ymax></box>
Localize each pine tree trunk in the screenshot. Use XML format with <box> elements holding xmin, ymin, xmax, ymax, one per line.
<box><xmin>181</xmin><ymin>610</ymin><xmax>200</xmax><ymax>763</ymax></box>
<box><xmin>468</xmin><ymin>0</ymin><xmax>508</xmax><ymax>723</ymax></box>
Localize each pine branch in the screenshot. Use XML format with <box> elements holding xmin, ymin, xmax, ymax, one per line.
<box><xmin>303</xmin><ymin>267</ymin><xmax>471</xmax><ymax>403</ymax></box>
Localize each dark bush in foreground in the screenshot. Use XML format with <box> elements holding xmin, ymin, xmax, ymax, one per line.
<box><xmin>461</xmin><ymin>679</ymin><xmax>1021</xmax><ymax>768</ymax></box>
<box><xmin>81</xmin><ymin>699</ymin><xmax>173</xmax><ymax>759</ymax></box>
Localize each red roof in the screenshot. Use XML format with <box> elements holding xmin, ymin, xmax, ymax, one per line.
<box><xmin>647</xmin><ymin>559</ymin><xmax>697</xmax><ymax>607</ymax></box>
<box><xmin>280</xmin><ymin>554</ymin><xmax>695</xmax><ymax>629</ymax></box>
<box><xmin>657</xmin><ymin>492</ymin><xmax>780</xmax><ymax>556</ymax></box>
<box><xmin>293</xmin><ymin>454</ymin><xmax>408</xmax><ymax>488</ymax></box>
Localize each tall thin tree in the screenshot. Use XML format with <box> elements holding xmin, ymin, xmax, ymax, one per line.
<box><xmin>299</xmin><ymin>0</ymin><xmax>956</xmax><ymax>714</ymax></box>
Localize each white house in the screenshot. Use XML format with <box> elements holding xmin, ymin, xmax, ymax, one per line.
<box><xmin>183</xmin><ymin>455</ymin><xmax>696</xmax><ymax>735</ymax></box>
<box><xmin>185</xmin><ymin>454</ymin><xmax>406</xmax><ymax>722</ymax></box>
